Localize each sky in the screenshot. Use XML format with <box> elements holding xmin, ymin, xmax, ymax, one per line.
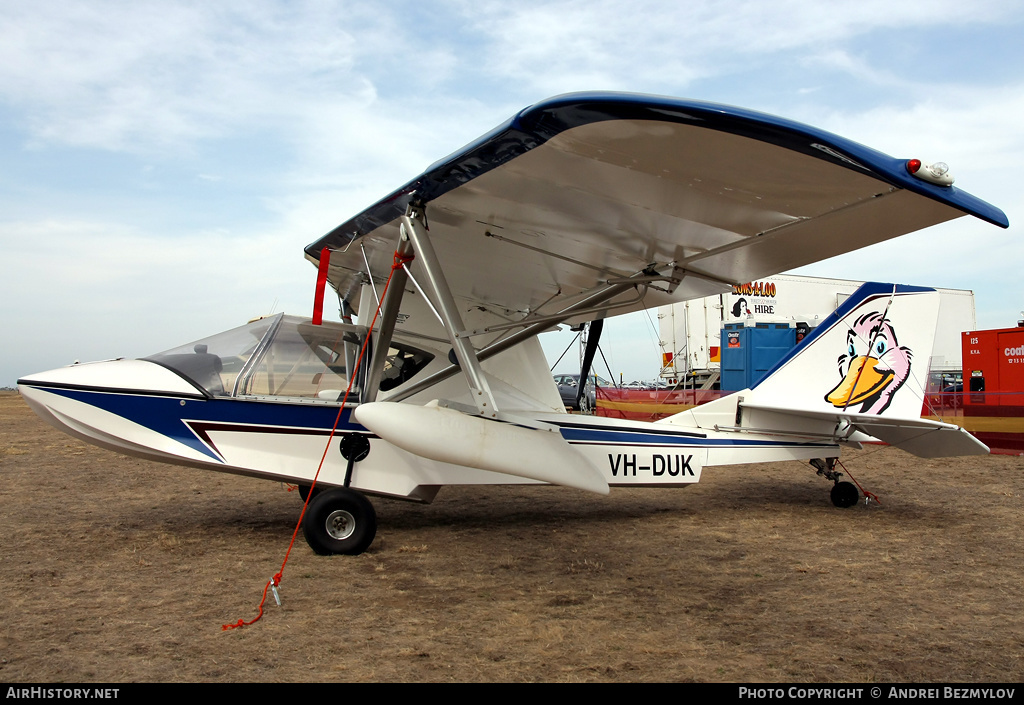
<box><xmin>2</xmin><ymin>1</ymin><xmax>1022</xmax><ymax>387</ymax></box>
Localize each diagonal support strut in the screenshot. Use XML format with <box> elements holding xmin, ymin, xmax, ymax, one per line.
<box><xmin>399</xmin><ymin>214</ymin><xmax>500</xmax><ymax>417</ymax></box>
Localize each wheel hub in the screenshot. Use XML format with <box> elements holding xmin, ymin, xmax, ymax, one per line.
<box><xmin>325</xmin><ymin>509</ymin><xmax>356</xmax><ymax>540</ymax></box>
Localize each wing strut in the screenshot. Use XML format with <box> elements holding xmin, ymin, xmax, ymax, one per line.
<box><xmin>389</xmin><ymin>268</ymin><xmax>663</xmax><ymax>401</ymax></box>
<box><xmin>389</xmin><ymin>273</ymin><xmax>652</xmax><ymax>403</ymax></box>
<box><xmin>361</xmin><ymin>234</ymin><xmax>415</xmax><ymax>403</ymax></box>
<box><xmin>577</xmin><ymin>320</ymin><xmax>603</xmax><ymax>410</ymax></box>
<box><xmin>399</xmin><ymin>212</ymin><xmax>500</xmax><ymax>417</ymax></box>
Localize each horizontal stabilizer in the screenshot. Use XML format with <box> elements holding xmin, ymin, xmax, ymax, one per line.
<box><xmin>740</xmin><ymin>402</ymin><xmax>989</xmax><ymax>457</ymax></box>
<box><xmin>855</xmin><ymin>419</ymin><xmax>988</xmax><ymax>457</ymax></box>
<box><xmin>353</xmin><ymin>401</ymin><xmax>609</xmax><ymax>494</ymax></box>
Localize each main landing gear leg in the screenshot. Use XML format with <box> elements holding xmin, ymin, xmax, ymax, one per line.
<box><xmin>302</xmin><ymin>432</ymin><xmax>377</xmax><ymax>555</ymax></box>
<box><xmin>809</xmin><ymin>457</ymin><xmax>860</xmax><ymax>508</ymax></box>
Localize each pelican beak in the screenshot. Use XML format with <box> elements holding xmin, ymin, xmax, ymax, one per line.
<box><xmin>827</xmin><ymin>356</ymin><xmax>894</xmax><ymax>408</ymax></box>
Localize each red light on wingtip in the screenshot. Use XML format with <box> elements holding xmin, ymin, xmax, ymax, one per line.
<box><xmin>906</xmin><ymin>159</ymin><xmax>922</xmax><ymax>174</ymax></box>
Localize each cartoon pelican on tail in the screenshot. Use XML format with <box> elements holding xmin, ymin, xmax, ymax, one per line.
<box><xmin>826</xmin><ymin>311</ymin><xmax>913</xmax><ymax>415</ymax></box>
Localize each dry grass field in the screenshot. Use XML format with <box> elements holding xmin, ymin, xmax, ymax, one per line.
<box><xmin>1</xmin><ymin>390</ymin><xmax>1022</xmax><ymax>682</ymax></box>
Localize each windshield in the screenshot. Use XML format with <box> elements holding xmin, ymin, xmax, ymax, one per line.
<box><xmin>144</xmin><ymin>314</ymin><xmax>434</xmax><ymax>401</ymax></box>
<box><xmin>144</xmin><ymin>314</ymin><xmax>281</xmax><ymax>396</ymax></box>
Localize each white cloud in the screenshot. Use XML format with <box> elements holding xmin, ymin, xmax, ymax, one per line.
<box><xmin>0</xmin><ymin>2</ymin><xmax>385</xmax><ymax>153</ymax></box>
<box><xmin>0</xmin><ymin>217</ymin><xmax>314</xmax><ymax>383</ymax></box>
<box><xmin>446</xmin><ymin>0</ymin><xmax>1020</xmax><ymax>97</ymax></box>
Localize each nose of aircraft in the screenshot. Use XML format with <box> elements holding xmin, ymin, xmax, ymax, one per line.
<box><xmin>17</xmin><ymin>358</ymin><xmax>208</xmax><ymax>453</ymax></box>
<box><xmin>18</xmin><ymin>358</ymin><xmax>206</xmax><ymax>398</ymax></box>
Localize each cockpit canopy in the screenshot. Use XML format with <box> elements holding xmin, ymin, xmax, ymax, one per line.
<box><xmin>144</xmin><ymin>313</ymin><xmax>434</xmax><ymax>401</ymax></box>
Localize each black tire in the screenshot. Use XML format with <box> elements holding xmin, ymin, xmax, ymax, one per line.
<box><xmin>830</xmin><ymin>481</ymin><xmax>859</xmax><ymax>508</ymax></box>
<box><xmin>302</xmin><ymin>488</ymin><xmax>377</xmax><ymax>555</ymax></box>
<box><xmin>297</xmin><ymin>484</ymin><xmax>322</xmax><ymax>503</ymax></box>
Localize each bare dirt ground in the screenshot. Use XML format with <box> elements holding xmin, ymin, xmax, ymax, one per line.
<box><xmin>1</xmin><ymin>390</ymin><xmax>1022</xmax><ymax>683</ymax></box>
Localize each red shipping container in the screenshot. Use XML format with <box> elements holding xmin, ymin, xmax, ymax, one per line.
<box><xmin>961</xmin><ymin>327</ymin><xmax>1024</xmax><ymax>452</ymax></box>
<box><xmin>962</xmin><ymin>328</ymin><xmax>1024</xmax><ymax>409</ymax></box>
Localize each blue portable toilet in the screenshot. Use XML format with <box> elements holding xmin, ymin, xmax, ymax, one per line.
<box><xmin>720</xmin><ymin>321</ymin><xmax>797</xmax><ymax>392</ymax></box>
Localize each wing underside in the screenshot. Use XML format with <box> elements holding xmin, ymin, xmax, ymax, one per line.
<box><xmin>305</xmin><ymin>93</ymin><xmax>1007</xmax><ymax>329</ymax></box>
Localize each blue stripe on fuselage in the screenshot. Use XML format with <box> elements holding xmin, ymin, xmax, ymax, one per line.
<box><xmin>554</xmin><ymin>423</ymin><xmax>834</xmax><ymax>448</ymax></box>
<box><xmin>32</xmin><ymin>385</ymin><xmax>835</xmax><ymax>459</ymax></box>
<box><xmin>29</xmin><ymin>386</ymin><xmax>359</xmax><ymax>462</ymax></box>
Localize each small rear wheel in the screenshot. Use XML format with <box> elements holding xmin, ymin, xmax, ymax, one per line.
<box><xmin>302</xmin><ymin>488</ymin><xmax>377</xmax><ymax>555</ymax></box>
<box><xmin>830</xmin><ymin>481</ymin><xmax>859</xmax><ymax>508</ymax></box>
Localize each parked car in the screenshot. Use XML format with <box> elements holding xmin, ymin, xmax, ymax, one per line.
<box><xmin>941</xmin><ymin>382</ymin><xmax>963</xmax><ymax>409</ymax></box>
<box><xmin>926</xmin><ymin>372</ymin><xmax>963</xmax><ymax>410</ymax></box>
<box><xmin>553</xmin><ymin>373</ymin><xmax>608</xmax><ymax>411</ymax></box>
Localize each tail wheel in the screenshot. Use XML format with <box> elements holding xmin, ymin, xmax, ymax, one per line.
<box><xmin>830</xmin><ymin>481</ymin><xmax>859</xmax><ymax>508</ymax></box>
<box><xmin>302</xmin><ymin>488</ymin><xmax>377</xmax><ymax>555</ymax></box>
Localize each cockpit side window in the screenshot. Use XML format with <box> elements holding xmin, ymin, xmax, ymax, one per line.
<box><xmin>241</xmin><ymin>320</ymin><xmax>357</xmax><ymax>400</ymax></box>
<box><xmin>379</xmin><ymin>343</ymin><xmax>435</xmax><ymax>392</ymax></box>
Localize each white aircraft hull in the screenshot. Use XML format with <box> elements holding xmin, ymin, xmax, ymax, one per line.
<box><xmin>19</xmin><ymin>372</ymin><xmax>841</xmax><ymax>501</ymax></box>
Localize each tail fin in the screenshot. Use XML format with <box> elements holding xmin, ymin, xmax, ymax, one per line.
<box><xmin>660</xmin><ymin>283</ymin><xmax>985</xmax><ymax>457</ymax></box>
<box><xmin>744</xmin><ymin>282</ymin><xmax>939</xmax><ymax>419</ymax></box>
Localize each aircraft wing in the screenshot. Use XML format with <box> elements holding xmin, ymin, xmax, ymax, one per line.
<box><xmin>305</xmin><ymin>92</ymin><xmax>1007</xmax><ymax>326</ymax></box>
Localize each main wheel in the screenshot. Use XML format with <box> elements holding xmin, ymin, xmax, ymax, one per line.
<box><xmin>302</xmin><ymin>488</ymin><xmax>377</xmax><ymax>555</ymax></box>
<box><xmin>830</xmin><ymin>481</ymin><xmax>859</xmax><ymax>508</ymax></box>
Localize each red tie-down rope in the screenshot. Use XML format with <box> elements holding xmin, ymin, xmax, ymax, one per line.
<box><xmin>223</xmin><ymin>249</ymin><xmax>415</xmax><ymax>630</ymax></box>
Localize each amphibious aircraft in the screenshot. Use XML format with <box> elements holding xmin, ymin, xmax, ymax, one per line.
<box><xmin>18</xmin><ymin>93</ymin><xmax>1009</xmax><ymax>555</ymax></box>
